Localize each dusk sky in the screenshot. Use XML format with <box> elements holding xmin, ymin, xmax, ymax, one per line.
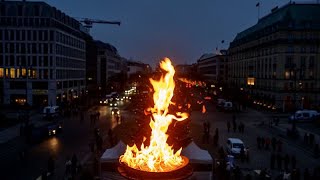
<box><xmin>44</xmin><ymin>0</ymin><xmax>293</xmax><ymax>66</ymax></box>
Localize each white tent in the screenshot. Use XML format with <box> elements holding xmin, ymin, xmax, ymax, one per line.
<box><xmin>181</xmin><ymin>142</ymin><xmax>213</xmax><ymax>164</ymax></box>
<box><xmin>100</xmin><ymin>141</ymin><xmax>126</xmax><ymax>162</ymax></box>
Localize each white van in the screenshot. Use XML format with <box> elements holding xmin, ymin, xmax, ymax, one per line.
<box><xmin>288</xmin><ymin>110</ymin><xmax>319</xmax><ymax>122</ymax></box>
<box><xmin>226</xmin><ymin>138</ymin><xmax>245</xmax><ymax>156</ymax></box>
<box><xmin>43</xmin><ymin>106</ymin><xmax>60</xmax><ymax>119</ymax></box>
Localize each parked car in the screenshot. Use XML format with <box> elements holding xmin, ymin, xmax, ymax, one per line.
<box><xmin>42</xmin><ymin>106</ymin><xmax>60</xmax><ymax>120</ymax></box>
<box><xmin>226</xmin><ymin>138</ymin><xmax>245</xmax><ymax>156</ymax></box>
<box><xmin>111</xmin><ymin>108</ymin><xmax>120</xmax><ymax>116</ymax></box>
<box><xmin>224</xmin><ymin>102</ymin><xmax>233</xmax><ymax>112</ymax></box>
<box><xmin>288</xmin><ymin>110</ymin><xmax>320</xmax><ymax>122</ymax></box>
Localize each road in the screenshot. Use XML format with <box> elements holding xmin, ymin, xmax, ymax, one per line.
<box><xmin>0</xmin><ymin>100</ymin><xmax>130</xmax><ymax>180</ymax></box>
<box><xmin>188</xmin><ymin>103</ymin><xmax>320</xmax><ymax>178</ymax></box>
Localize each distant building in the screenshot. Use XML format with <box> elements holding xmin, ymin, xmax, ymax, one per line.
<box><xmin>197</xmin><ymin>50</ymin><xmax>228</xmax><ymax>84</ymax></box>
<box><xmin>127</xmin><ymin>60</ymin><xmax>151</xmax><ymax>78</ymax></box>
<box><xmin>228</xmin><ymin>3</ymin><xmax>320</xmax><ymax>111</ymax></box>
<box><xmin>0</xmin><ymin>1</ymin><xmax>86</xmax><ymax>106</ymax></box>
<box><xmin>175</xmin><ymin>64</ymin><xmax>192</xmax><ymax>76</ymax></box>
<box><xmin>95</xmin><ymin>40</ymin><xmax>126</xmax><ymax>94</ymax></box>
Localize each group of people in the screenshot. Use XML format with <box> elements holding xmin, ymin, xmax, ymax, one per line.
<box><xmin>270</xmin><ymin>153</ymin><xmax>296</xmax><ymax>171</ymax></box>
<box><xmin>227</xmin><ymin>114</ymin><xmax>245</xmax><ymax>133</ymax></box>
<box><xmin>257</xmin><ymin>136</ymin><xmax>282</xmax><ymax>152</ymax></box>
<box><xmin>90</xmin><ymin>111</ymin><xmax>100</xmax><ymax>125</ymax></box>
<box><xmin>64</xmin><ymin>154</ymin><xmax>81</xmax><ymax>180</ymax></box>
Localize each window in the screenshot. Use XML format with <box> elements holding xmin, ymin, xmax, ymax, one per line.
<box><xmin>285</xmin><ymin>71</ymin><xmax>290</xmax><ymax>79</ymax></box>
<box><xmin>0</xmin><ymin>68</ymin><xmax>3</xmax><ymax>78</ymax></box>
<box><xmin>10</xmin><ymin>68</ymin><xmax>15</xmax><ymax>78</ymax></box>
<box><xmin>247</xmin><ymin>77</ymin><xmax>255</xmax><ymax>86</ymax></box>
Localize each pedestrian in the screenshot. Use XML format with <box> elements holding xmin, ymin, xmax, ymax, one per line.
<box><xmin>71</xmin><ymin>153</ymin><xmax>78</xmax><ymax>176</ymax></box>
<box><xmin>283</xmin><ymin>169</ymin><xmax>291</xmax><ymax>180</ymax></box>
<box><xmin>270</xmin><ymin>153</ymin><xmax>275</xmax><ymax>169</ymax></box>
<box><xmin>233</xmin><ymin>121</ymin><xmax>237</xmax><ymax>133</ymax></box>
<box><xmin>277</xmin><ymin>153</ymin><xmax>282</xmax><ymax>170</ymax></box>
<box><xmin>304</xmin><ymin>168</ymin><xmax>310</xmax><ymax>180</ymax></box>
<box><xmin>47</xmin><ymin>155</ymin><xmax>55</xmax><ymax>175</ymax></box>
<box><xmin>241</xmin><ymin>122</ymin><xmax>245</xmax><ymax>133</ymax></box>
<box><xmin>108</xmin><ymin>129</ymin><xmax>113</xmax><ymax>147</ymax></box>
<box><xmin>309</xmin><ymin>134</ymin><xmax>315</xmax><ymax>146</ymax></box>
<box><xmin>265</xmin><ymin>137</ymin><xmax>271</xmax><ymax>150</ymax></box>
<box><xmin>257</xmin><ymin>136</ymin><xmax>261</xmax><ymax>149</ymax></box>
<box><xmin>291</xmin><ymin>155</ymin><xmax>296</xmax><ymax>169</ymax></box>
<box><xmin>202</xmin><ymin>121</ymin><xmax>208</xmax><ymax>144</ymax></box>
<box><xmin>227</xmin><ymin>121</ymin><xmax>231</xmax><ymax>133</ymax></box>
<box><xmin>261</xmin><ymin>137</ymin><xmax>265</xmax><ymax>149</ymax></box>
<box><xmin>272</xmin><ymin>137</ymin><xmax>277</xmax><ymax>151</ymax></box>
<box><xmin>304</xmin><ymin>133</ymin><xmax>309</xmax><ymax>145</ymax></box>
<box><xmin>277</xmin><ymin>139</ymin><xmax>282</xmax><ymax>152</ymax></box>
<box><xmin>245</xmin><ymin>147</ymin><xmax>250</xmax><ymax>162</ymax></box>
<box><xmin>240</xmin><ymin>146</ymin><xmax>245</xmax><ymax>162</ymax></box>
<box><xmin>314</xmin><ymin>144</ymin><xmax>319</xmax><ymax>158</ymax></box>
<box><xmin>65</xmin><ymin>157</ymin><xmax>72</xmax><ymax>177</ymax></box>
<box><xmin>284</xmin><ymin>154</ymin><xmax>290</xmax><ymax>171</ymax></box>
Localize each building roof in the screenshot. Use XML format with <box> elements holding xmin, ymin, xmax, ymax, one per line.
<box><xmin>233</xmin><ymin>3</ymin><xmax>320</xmax><ymax>41</ymax></box>
<box><xmin>94</xmin><ymin>40</ymin><xmax>118</xmax><ymax>54</ymax></box>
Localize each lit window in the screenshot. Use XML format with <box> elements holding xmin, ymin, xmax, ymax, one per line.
<box><xmin>16</xmin><ymin>69</ymin><xmax>20</xmax><ymax>78</ymax></box>
<box><xmin>32</xmin><ymin>70</ymin><xmax>37</xmax><ymax>78</ymax></box>
<box><xmin>285</xmin><ymin>71</ymin><xmax>290</xmax><ymax>79</ymax></box>
<box><xmin>247</xmin><ymin>77</ymin><xmax>255</xmax><ymax>86</ymax></box>
<box><xmin>5</xmin><ymin>68</ymin><xmax>9</xmax><ymax>78</ymax></box>
<box><xmin>0</xmin><ymin>68</ymin><xmax>3</xmax><ymax>78</ymax></box>
<box><xmin>21</xmin><ymin>68</ymin><xmax>26</xmax><ymax>77</ymax></box>
<box><xmin>10</xmin><ymin>68</ymin><xmax>15</xmax><ymax>78</ymax></box>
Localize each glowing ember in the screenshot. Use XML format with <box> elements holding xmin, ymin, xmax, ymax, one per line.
<box><xmin>120</xmin><ymin>58</ymin><xmax>189</xmax><ymax>172</ymax></box>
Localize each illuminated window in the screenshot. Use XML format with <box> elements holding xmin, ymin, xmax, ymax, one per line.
<box><xmin>5</xmin><ymin>68</ymin><xmax>9</xmax><ymax>78</ymax></box>
<box><xmin>285</xmin><ymin>71</ymin><xmax>290</xmax><ymax>79</ymax></box>
<box><xmin>16</xmin><ymin>69</ymin><xmax>20</xmax><ymax>78</ymax></box>
<box><xmin>247</xmin><ymin>77</ymin><xmax>255</xmax><ymax>86</ymax></box>
<box><xmin>32</xmin><ymin>70</ymin><xmax>36</xmax><ymax>78</ymax></box>
<box><xmin>0</xmin><ymin>68</ymin><xmax>3</xmax><ymax>78</ymax></box>
<box><xmin>21</xmin><ymin>68</ymin><xmax>26</xmax><ymax>77</ymax></box>
<box><xmin>10</xmin><ymin>68</ymin><xmax>15</xmax><ymax>78</ymax></box>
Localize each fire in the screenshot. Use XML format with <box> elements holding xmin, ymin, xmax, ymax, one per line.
<box><xmin>120</xmin><ymin>58</ymin><xmax>188</xmax><ymax>172</ymax></box>
<box><xmin>202</xmin><ymin>105</ymin><xmax>206</xmax><ymax>113</ymax></box>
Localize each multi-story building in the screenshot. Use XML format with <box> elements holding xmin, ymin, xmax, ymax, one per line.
<box><xmin>127</xmin><ymin>60</ymin><xmax>151</xmax><ymax>78</ymax></box>
<box><xmin>197</xmin><ymin>50</ymin><xmax>228</xmax><ymax>84</ymax></box>
<box><xmin>0</xmin><ymin>1</ymin><xmax>86</xmax><ymax>106</ymax></box>
<box><xmin>228</xmin><ymin>3</ymin><xmax>320</xmax><ymax>112</ymax></box>
<box><xmin>95</xmin><ymin>40</ymin><xmax>126</xmax><ymax>94</ymax></box>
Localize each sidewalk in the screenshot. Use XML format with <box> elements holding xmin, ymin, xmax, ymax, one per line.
<box><xmin>0</xmin><ymin>112</ymin><xmax>42</xmax><ymax>144</ymax></box>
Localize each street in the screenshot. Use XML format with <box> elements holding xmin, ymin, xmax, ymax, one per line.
<box><xmin>0</xmin><ymin>99</ymin><xmax>130</xmax><ymax>180</ymax></box>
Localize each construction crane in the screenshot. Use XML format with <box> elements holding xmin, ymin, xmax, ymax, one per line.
<box><xmin>77</xmin><ymin>18</ymin><xmax>121</xmax><ymax>29</ymax></box>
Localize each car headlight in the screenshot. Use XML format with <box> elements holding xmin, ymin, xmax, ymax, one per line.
<box><xmin>52</xmin><ymin>130</ymin><xmax>56</xmax><ymax>134</ymax></box>
<box><xmin>110</xmin><ymin>103</ymin><xmax>112</xmax><ymax>106</ymax></box>
<box><xmin>115</xmin><ymin>103</ymin><xmax>118</xmax><ymax>106</ymax></box>
<box><xmin>117</xmin><ymin>112</ymin><xmax>120</xmax><ymax>114</ymax></box>
<box><xmin>100</xmin><ymin>101</ymin><xmax>102</xmax><ymax>103</ymax></box>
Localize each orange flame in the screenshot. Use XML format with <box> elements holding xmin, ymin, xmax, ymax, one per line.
<box><xmin>202</xmin><ymin>105</ymin><xmax>206</xmax><ymax>113</ymax></box>
<box><xmin>120</xmin><ymin>58</ymin><xmax>188</xmax><ymax>172</ymax></box>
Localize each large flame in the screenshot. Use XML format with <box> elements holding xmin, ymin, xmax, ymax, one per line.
<box><xmin>119</xmin><ymin>58</ymin><xmax>188</xmax><ymax>172</ymax></box>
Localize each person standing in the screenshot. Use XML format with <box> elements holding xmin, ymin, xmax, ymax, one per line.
<box><xmin>271</xmin><ymin>137</ymin><xmax>277</xmax><ymax>151</ymax></box>
<box><xmin>47</xmin><ymin>155</ymin><xmax>55</xmax><ymax>175</ymax></box>
<box><xmin>257</xmin><ymin>136</ymin><xmax>261</xmax><ymax>149</ymax></box>
<box><xmin>277</xmin><ymin>153</ymin><xmax>282</xmax><ymax>170</ymax></box>
<box><xmin>291</xmin><ymin>155</ymin><xmax>296</xmax><ymax>170</ymax></box>
<box><xmin>240</xmin><ymin>146</ymin><xmax>245</xmax><ymax>162</ymax></box>
<box><xmin>270</xmin><ymin>153</ymin><xmax>275</xmax><ymax>169</ymax></box>
<box><xmin>227</xmin><ymin>121</ymin><xmax>231</xmax><ymax>133</ymax></box>
<box><xmin>304</xmin><ymin>168</ymin><xmax>310</xmax><ymax>180</ymax></box>
<box><xmin>284</xmin><ymin>154</ymin><xmax>290</xmax><ymax>171</ymax></box>
<box><xmin>265</xmin><ymin>137</ymin><xmax>271</xmax><ymax>150</ymax></box>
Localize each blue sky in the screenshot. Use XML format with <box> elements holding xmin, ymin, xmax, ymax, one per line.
<box><xmin>43</xmin><ymin>0</ymin><xmax>295</xmax><ymax>65</ymax></box>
